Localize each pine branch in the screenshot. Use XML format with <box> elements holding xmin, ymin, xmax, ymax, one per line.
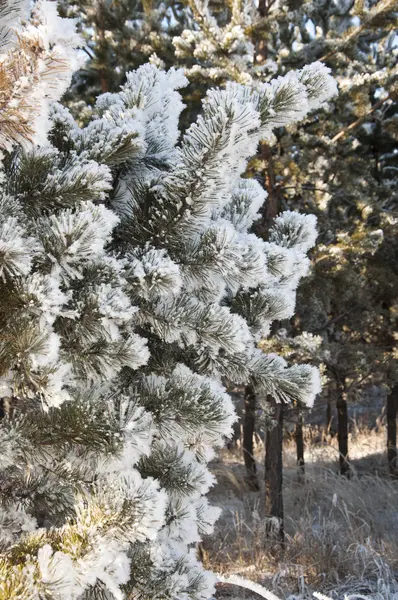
<box><xmin>320</xmin><ymin>0</ymin><xmax>398</xmax><ymax>63</ymax></box>
<box><xmin>331</xmin><ymin>94</ymin><xmax>393</xmax><ymax>142</ymax></box>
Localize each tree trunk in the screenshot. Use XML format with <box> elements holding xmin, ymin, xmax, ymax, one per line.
<box><xmin>326</xmin><ymin>400</ymin><xmax>332</xmax><ymax>434</ymax></box>
<box><xmin>255</xmin><ymin>0</ymin><xmax>267</xmax><ymax>63</ymax></box>
<box><xmin>336</xmin><ymin>390</ymin><xmax>350</xmax><ymax>477</ymax></box>
<box><xmin>387</xmin><ymin>384</ymin><xmax>398</xmax><ymax>477</ymax></box>
<box><xmin>265</xmin><ymin>397</ymin><xmax>284</xmax><ymax>542</ymax></box>
<box><xmin>0</xmin><ymin>397</ymin><xmax>12</xmax><ymax>419</ymax></box>
<box><xmin>97</xmin><ymin>27</ymin><xmax>109</xmax><ymax>93</ymax></box>
<box><xmin>295</xmin><ymin>408</ymin><xmax>305</xmax><ymax>477</ymax></box>
<box><xmin>243</xmin><ymin>385</ymin><xmax>260</xmax><ymax>491</ymax></box>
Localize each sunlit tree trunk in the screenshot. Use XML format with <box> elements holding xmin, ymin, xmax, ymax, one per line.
<box><xmin>326</xmin><ymin>400</ymin><xmax>332</xmax><ymax>434</ymax></box>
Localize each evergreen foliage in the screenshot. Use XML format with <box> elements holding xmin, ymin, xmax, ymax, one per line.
<box><xmin>0</xmin><ymin>7</ymin><xmax>336</xmax><ymax>592</ymax></box>
<box><xmin>158</xmin><ymin>0</ymin><xmax>398</xmax><ymax>426</ymax></box>
<box><xmin>169</xmin><ymin>0</ymin><xmax>398</xmax><ymax>404</ymax></box>
<box><xmin>0</xmin><ymin>0</ymin><xmax>82</xmax><ymax>155</ymax></box>
<box><xmin>64</xmin><ymin>0</ymin><xmax>398</xmax><ymax>410</ymax></box>
<box><xmin>58</xmin><ymin>0</ymin><xmax>187</xmax><ymax>106</ymax></box>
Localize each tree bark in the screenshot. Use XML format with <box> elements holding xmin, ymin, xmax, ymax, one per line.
<box><xmin>265</xmin><ymin>397</ymin><xmax>284</xmax><ymax>542</ymax></box>
<box><xmin>387</xmin><ymin>384</ymin><xmax>398</xmax><ymax>477</ymax></box>
<box><xmin>326</xmin><ymin>400</ymin><xmax>332</xmax><ymax>434</ymax></box>
<box><xmin>243</xmin><ymin>385</ymin><xmax>260</xmax><ymax>490</ymax></box>
<box><xmin>255</xmin><ymin>0</ymin><xmax>267</xmax><ymax>63</ymax></box>
<box><xmin>295</xmin><ymin>408</ymin><xmax>305</xmax><ymax>477</ymax></box>
<box><xmin>336</xmin><ymin>390</ymin><xmax>350</xmax><ymax>477</ymax></box>
<box><xmin>0</xmin><ymin>397</ymin><xmax>12</xmax><ymax>419</ymax></box>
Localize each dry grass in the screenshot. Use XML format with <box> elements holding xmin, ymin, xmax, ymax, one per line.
<box><xmin>204</xmin><ymin>427</ymin><xmax>398</xmax><ymax>600</ymax></box>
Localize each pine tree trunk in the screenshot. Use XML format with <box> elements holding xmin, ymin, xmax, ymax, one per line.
<box><xmin>0</xmin><ymin>397</ymin><xmax>11</xmax><ymax>419</ymax></box>
<box><xmin>243</xmin><ymin>385</ymin><xmax>260</xmax><ymax>491</ymax></box>
<box><xmin>98</xmin><ymin>28</ymin><xmax>109</xmax><ymax>93</ymax></box>
<box><xmin>265</xmin><ymin>397</ymin><xmax>284</xmax><ymax>542</ymax></box>
<box><xmin>387</xmin><ymin>384</ymin><xmax>398</xmax><ymax>477</ymax></box>
<box><xmin>296</xmin><ymin>409</ymin><xmax>305</xmax><ymax>477</ymax></box>
<box><xmin>256</xmin><ymin>1</ymin><xmax>268</xmax><ymax>62</ymax></box>
<box><xmin>326</xmin><ymin>400</ymin><xmax>332</xmax><ymax>434</ymax></box>
<box><xmin>336</xmin><ymin>390</ymin><xmax>350</xmax><ymax>477</ymax></box>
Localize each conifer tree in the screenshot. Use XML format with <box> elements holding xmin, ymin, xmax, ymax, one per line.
<box><xmin>58</xmin><ymin>0</ymin><xmax>187</xmax><ymax>107</ymax></box>
<box><xmin>261</xmin><ymin>330</ymin><xmax>326</xmax><ymax>476</ymax></box>
<box><xmin>0</xmin><ymin>46</ymin><xmax>335</xmax><ymax>599</ymax></box>
<box><xmin>59</xmin><ymin>0</ymin><xmax>341</xmax><ymax>500</ymax></box>
<box><xmin>170</xmin><ymin>0</ymin><xmax>398</xmax><ymax>477</ymax></box>
<box><xmin>0</xmin><ymin>0</ymin><xmax>82</xmax><ymax>157</ymax></box>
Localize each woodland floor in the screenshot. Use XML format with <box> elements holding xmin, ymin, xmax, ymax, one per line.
<box><xmin>204</xmin><ymin>425</ymin><xmax>398</xmax><ymax>600</ymax></box>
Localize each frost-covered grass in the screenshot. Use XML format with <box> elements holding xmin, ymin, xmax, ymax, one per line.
<box><xmin>204</xmin><ymin>427</ymin><xmax>398</xmax><ymax>599</ymax></box>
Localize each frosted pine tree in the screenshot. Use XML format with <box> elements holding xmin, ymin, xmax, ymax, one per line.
<box><xmin>0</xmin><ymin>58</ymin><xmax>335</xmax><ymax>597</ymax></box>
<box><xmin>0</xmin><ymin>0</ymin><xmax>82</xmax><ymax>155</ymax></box>
<box><xmin>173</xmin><ymin>0</ymin><xmax>398</xmax><ymax>476</ymax></box>
<box><xmin>58</xmin><ymin>0</ymin><xmax>188</xmax><ymax>106</ymax></box>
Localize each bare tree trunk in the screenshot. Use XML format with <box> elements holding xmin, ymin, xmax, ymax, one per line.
<box><xmin>336</xmin><ymin>388</ymin><xmax>350</xmax><ymax>477</ymax></box>
<box><xmin>295</xmin><ymin>408</ymin><xmax>305</xmax><ymax>477</ymax></box>
<box><xmin>256</xmin><ymin>0</ymin><xmax>267</xmax><ymax>63</ymax></box>
<box><xmin>96</xmin><ymin>21</ymin><xmax>110</xmax><ymax>93</ymax></box>
<box><xmin>265</xmin><ymin>397</ymin><xmax>284</xmax><ymax>542</ymax></box>
<box><xmin>243</xmin><ymin>385</ymin><xmax>260</xmax><ymax>490</ymax></box>
<box><xmin>387</xmin><ymin>384</ymin><xmax>398</xmax><ymax>477</ymax></box>
<box><xmin>326</xmin><ymin>400</ymin><xmax>332</xmax><ymax>434</ymax></box>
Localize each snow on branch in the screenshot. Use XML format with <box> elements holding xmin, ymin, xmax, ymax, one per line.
<box><xmin>155</xmin><ymin>62</ymin><xmax>336</xmax><ymax>225</ymax></box>
<box><xmin>0</xmin><ymin>60</ymin><xmax>335</xmax><ymax>598</ymax></box>
<box><xmin>0</xmin><ymin>0</ymin><xmax>82</xmax><ymax>154</ymax></box>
